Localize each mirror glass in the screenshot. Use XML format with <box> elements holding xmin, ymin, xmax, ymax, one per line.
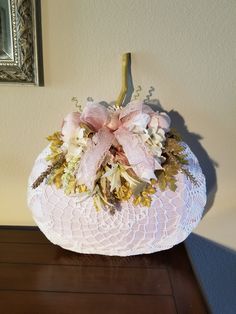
<box><xmin>0</xmin><ymin>0</ymin><xmax>13</xmax><ymax>60</ymax></box>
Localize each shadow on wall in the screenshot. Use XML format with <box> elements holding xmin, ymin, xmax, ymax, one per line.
<box><xmin>168</xmin><ymin>108</ymin><xmax>218</xmax><ymax>216</ymax></box>
<box><xmin>123</xmin><ymin>56</ymin><xmax>217</xmax><ymax>216</ymax></box>
<box><xmin>185</xmin><ymin>234</ymin><xmax>236</xmax><ymax>314</ymax></box>
<box><xmin>149</xmin><ymin>102</ymin><xmax>218</xmax><ymax>216</ymax></box>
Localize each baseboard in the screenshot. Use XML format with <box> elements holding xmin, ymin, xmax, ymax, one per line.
<box><xmin>0</xmin><ymin>225</ymin><xmax>39</xmax><ymax>230</ymax></box>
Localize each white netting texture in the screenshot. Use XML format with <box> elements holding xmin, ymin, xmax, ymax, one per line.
<box><xmin>27</xmin><ymin>142</ymin><xmax>206</xmax><ymax>256</ymax></box>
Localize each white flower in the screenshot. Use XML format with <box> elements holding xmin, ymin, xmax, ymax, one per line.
<box><xmin>66</xmin><ymin>145</ymin><xmax>83</xmax><ymax>161</ymax></box>
<box><xmin>146</xmin><ymin>127</ymin><xmax>167</xmax><ymax>165</ymax></box>
<box><xmin>141</xmin><ymin>168</ymin><xmax>157</xmax><ymax>181</ymax></box>
<box><xmin>74</xmin><ymin>128</ymin><xmax>87</xmax><ymax>146</ymax></box>
<box><xmin>65</xmin><ymin>127</ymin><xmax>88</xmax><ymax>161</ymax></box>
<box><xmin>147</xmin><ymin>127</ymin><xmax>165</xmax><ymax>144</ymax></box>
<box><xmin>149</xmin><ymin>128</ymin><xmax>166</xmax><ymax>146</ymax></box>
<box><xmin>102</xmin><ymin>164</ymin><xmax>140</xmax><ymax>192</ymax></box>
<box><xmin>151</xmin><ymin>145</ymin><xmax>163</xmax><ymax>158</ymax></box>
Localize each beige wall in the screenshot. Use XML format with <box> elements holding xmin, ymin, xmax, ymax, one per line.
<box><xmin>0</xmin><ymin>0</ymin><xmax>235</xmax><ymax>249</ymax></box>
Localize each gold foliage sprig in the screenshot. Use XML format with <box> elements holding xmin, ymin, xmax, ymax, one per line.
<box><xmin>33</xmin><ymin>123</ymin><xmax>198</xmax><ymax>212</ymax></box>
<box><xmin>32</xmin><ymin>132</ymin><xmax>65</xmax><ymax>190</ymax></box>
<box><xmin>133</xmin><ymin>181</ymin><xmax>156</xmax><ymax>207</ymax></box>
<box><xmin>180</xmin><ymin>167</ymin><xmax>199</xmax><ymax>186</ymax></box>
<box><xmin>46</xmin><ymin>132</ymin><xmax>64</xmax><ymax>163</ymax></box>
<box><xmin>156</xmin><ymin>132</ymin><xmax>198</xmax><ymax>191</ymax></box>
<box><xmin>32</xmin><ymin>154</ymin><xmax>65</xmax><ymax>189</ymax></box>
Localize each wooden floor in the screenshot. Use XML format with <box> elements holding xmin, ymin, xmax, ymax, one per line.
<box><xmin>0</xmin><ymin>228</ymin><xmax>208</xmax><ymax>314</ymax></box>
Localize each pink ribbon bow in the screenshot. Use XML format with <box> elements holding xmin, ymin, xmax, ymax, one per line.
<box><xmin>62</xmin><ymin>101</ymin><xmax>171</xmax><ymax>190</ymax></box>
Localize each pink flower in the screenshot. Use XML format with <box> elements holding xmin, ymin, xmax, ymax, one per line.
<box><xmin>149</xmin><ymin>112</ymin><xmax>171</xmax><ymax>132</ymax></box>
<box><xmin>106</xmin><ymin>111</ymin><xmax>121</xmax><ymax>130</ymax></box>
<box><xmin>61</xmin><ymin>112</ymin><xmax>81</xmax><ymax>143</ymax></box>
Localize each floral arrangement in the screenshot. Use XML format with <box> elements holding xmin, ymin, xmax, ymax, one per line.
<box><xmin>32</xmin><ymin>99</ymin><xmax>197</xmax><ymax>213</ymax></box>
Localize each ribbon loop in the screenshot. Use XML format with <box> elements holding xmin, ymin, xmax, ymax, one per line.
<box><xmin>62</xmin><ymin>100</ymin><xmax>170</xmax><ymax>189</ymax></box>
<box><xmin>76</xmin><ymin>128</ymin><xmax>114</xmax><ymax>190</ymax></box>
<box><xmin>114</xmin><ymin>127</ymin><xmax>158</xmax><ymax>181</ymax></box>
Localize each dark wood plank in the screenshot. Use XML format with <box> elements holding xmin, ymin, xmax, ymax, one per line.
<box><xmin>166</xmin><ymin>244</ymin><xmax>209</xmax><ymax>314</ymax></box>
<box><xmin>0</xmin><ymin>291</ymin><xmax>177</xmax><ymax>314</ymax></box>
<box><xmin>0</xmin><ymin>229</ymin><xmax>208</xmax><ymax>313</ymax></box>
<box><xmin>0</xmin><ymin>242</ymin><xmax>167</xmax><ymax>268</ymax></box>
<box><xmin>0</xmin><ymin>263</ymin><xmax>172</xmax><ymax>295</ymax></box>
<box><xmin>0</xmin><ymin>229</ymin><xmax>49</xmax><ymax>244</ymax></box>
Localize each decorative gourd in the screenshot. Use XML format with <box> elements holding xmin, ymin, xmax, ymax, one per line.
<box><xmin>27</xmin><ymin>53</ymin><xmax>206</xmax><ymax>256</ymax></box>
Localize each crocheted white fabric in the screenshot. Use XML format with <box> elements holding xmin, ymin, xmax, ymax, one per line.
<box><xmin>27</xmin><ymin>142</ymin><xmax>206</xmax><ymax>256</ymax></box>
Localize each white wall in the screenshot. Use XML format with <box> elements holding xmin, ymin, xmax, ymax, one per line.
<box><xmin>0</xmin><ymin>0</ymin><xmax>235</xmax><ymax>249</ymax></box>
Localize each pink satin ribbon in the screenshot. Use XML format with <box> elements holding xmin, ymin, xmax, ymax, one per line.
<box><xmin>62</xmin><ymin>101</ymin><xmax>170</xmax><ymax>190</ymax></box>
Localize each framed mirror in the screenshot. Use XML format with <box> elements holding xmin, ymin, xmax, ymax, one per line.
<box><xmin>0</xmin><ymin>0</ymin><xmax>44</xmax><ymax>86</ymax></box>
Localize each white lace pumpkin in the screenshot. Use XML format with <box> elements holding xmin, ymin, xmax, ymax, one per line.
<box><xmin>27</xmin><ymin>142</ymin><xmax>206</xmax><ymax>256</ymax></box>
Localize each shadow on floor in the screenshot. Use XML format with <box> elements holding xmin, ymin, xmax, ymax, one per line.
<box><xmin>186</xmin><ymin>234</ymin><xmax>236</xmax><ymax>314</ymax></box>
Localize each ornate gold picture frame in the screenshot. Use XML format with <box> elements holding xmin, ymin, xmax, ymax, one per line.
<box><xmin>0</xmin><ymin>0</ymin><xmax>43</xmax><ymax>85</ymax></box>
